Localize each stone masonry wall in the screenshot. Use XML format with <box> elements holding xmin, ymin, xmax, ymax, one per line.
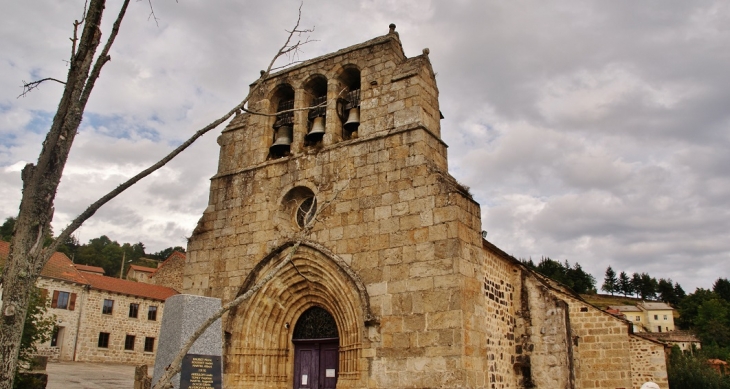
<box><xmin>75</xmin><ymin>289</ymin><xmax>165</xmax><ymax>364</ymax></box>
<box><xmin>477</xmin><ymin>247</ymin><xmax>520</xmax><ymax>389</ymax></box>
<box><xmin>563</xmin><ymin>293</ymin><xmax>633</xmax><ymax>389</ymax></box>
<box><xmin>150</xmin><ymin>253</ymin><xmax>184</xmax><ymax>292</ymax></box>
<box><xmin>520</xmin><ymin>276</ymin><xmax>573</xmax><ymax>388</ymax></box>
<box><xmin>630</xmin><ymin>336</ymin><xmax>669</xmax><ymax>389</ymax></box>
<box><xmin>184</xmin><ymin>32</ymin><xmax>499</xmax><ymax>388</ymax></box>
<box><xmin>35</xmin><ymin>278</ymin><xmax>86</xmax><ymax>362</ymax></box>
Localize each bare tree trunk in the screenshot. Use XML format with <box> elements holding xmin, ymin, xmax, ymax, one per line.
<box><xmin>0</xmin><ymin>3</ymin><xmax>313</xmax><ymax>388</ymax></box>
<box><xmin>0</xmin><ymin>1</ymin><xmax>129</xmax><ymax>387</ymax></box>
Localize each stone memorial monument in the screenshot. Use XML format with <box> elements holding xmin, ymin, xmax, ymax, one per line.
<box><xmin>152</xmin><ymin>295</ymin><xmax>223</xmax><ymax>389</ymax></box>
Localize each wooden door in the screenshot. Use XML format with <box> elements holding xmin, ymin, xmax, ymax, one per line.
<box><xmin>293</xmin><ymin>340</ymin><xmax>338</xmax><ymax>389</ymax></box>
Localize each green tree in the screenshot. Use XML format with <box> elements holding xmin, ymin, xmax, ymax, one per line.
<box><xmin>17</xmin><ymin>288</ymin><xmax>55</xmax><ymax>368</ymax></box>
<box><xmin>695</xmin><ymin>299</ymin><xmax>730</xmax><ymax>347</ymax></box>
<box><xmin>657</xmin><ymin>278</ymin><xmax>677</xmax><ymax>304</ymax></box>
<box><xmin>714</xmin><ymin>278</ymin><xmax>730</xmax><ymax>302</ymax></box>
<box><xmin>0</xmin><ymin>217</ymin><xmax>16</xmax><ymax>242</ymax></box>
<box><xmin>667</xmin><ymin>345</ymin><xmax>730</xmax><ymax>389</ymax></box>
<box><xmin>677</xmin><ymin>288</ymin><xmax>717</xmax><ymax>329</ymax></box>
<box><xmin>150</xmin><ymin>246</ymin><xmax>186</xmax><ymax>261</ymax></box>
<box><xmin>601</xmin><ymin>266</ymin><xmax>618</xmax><ymax>295</ymax></box>
<box><xmin>618</xmin><ymin>271</ymin><xmax>632</xmax><ymax>297</ymax></box>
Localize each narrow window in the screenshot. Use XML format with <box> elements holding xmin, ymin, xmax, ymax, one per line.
<box><xmin>664</xmin><ymin>315</ymin><xmax>668</xmax><ymax>320</ymax></box>
<box><xmin>102</xmin><ymin>299</ymin><xmax>114</xmax><ymax>315</ymax></box>
<box><xmin>129</xmin><ymin>303</ymin><xmax>139</xmax><ymax>318</ymax></box>
<box><xmin>148</xmin><ymin>306</ymin><xmax>158</xmax><ymax>321</ymax></box>
<box><xmin>144</xmin><ymin>337</ymin><xmax>155</xmax><ymax>352</ymax></box>
<box><xmin>654</xmin><ymin>314</ymin><xmax>658</xmax><ymax>320</ymax></box>
<box><xmin>636</xmin><ymin>316</ymin><xmax>640</xmax><ymax>321</ymax></box>
<box><xmin>124</xmin><ymin>335</ymin><xmax>136</xmax><ymax>351</ymax></box>
<box><xmin>55</xmin><ymin>291</ymin><xmax>70</xmax><ymax>309</ymax></box>
<box><xmin>98</xmin><ymin>332</ymin><xmax>110</xmax><ymax>348</ymax></box>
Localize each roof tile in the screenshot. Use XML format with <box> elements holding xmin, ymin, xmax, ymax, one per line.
<box><xmin>83</xmin><ymin>272</ymin><xmax>178</xmax><ymax>301</ymax></box>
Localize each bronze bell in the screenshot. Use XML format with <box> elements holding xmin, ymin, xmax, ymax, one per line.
<box><xmin>343</xmin><ymin>107</ymin><xmax>360</xmax><ymax>132</ymax></box>
<box><xmin>270</xmin><ymin>125</ymin><xmax>293</xmax><ymax>154</ymax></box>
<box><xmin>306</xmin><ymin>116</ymin><xmax>326</xmax><ymax>141</ymax></box>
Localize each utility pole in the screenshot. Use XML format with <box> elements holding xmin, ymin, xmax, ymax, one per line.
<box><xmin>119</xmin><ymin>251</ymin><xmax>126</xmax><ymax>279</ymax></box>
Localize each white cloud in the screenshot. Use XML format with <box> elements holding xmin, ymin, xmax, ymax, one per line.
<box><xmin>1</xmin><ymin>0</ymin><xmax>729</xmax><ymax>293</ymax></box>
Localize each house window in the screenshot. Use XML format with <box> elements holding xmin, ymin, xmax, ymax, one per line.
<box><xmin>98</xmin><ymin>332</ymin><xmax>110</xmax><ymax>348</ymax></box>
<box><xmin>144</xmin><ymin>337</ymin><xmax>155</xmax><ymax>352</ymax></box>
<box><xmin>124</xmin><ymin>335</ymin><xmax>135</xmax><ymax>350</ymax></box>
<box><xmin>148</xmin><ymin>306</ymin><xmax>158</xmax><ymax>321</ymax></box>
<box><xmin>129</xmin><ymin>303</ymin><xmax>139</xmax><ymax>318</ymax></box>
<box><xmin>102</xmin><ymin>299</ymin><xmax>114</xmax><ymax>315</ymax></box>
<box><xmin>654</xmin><ymin>315</ymin><xmax>658</xmax><ymax>320</ymax></box>
<box><xmin>664</xmin><ymin>315</ymin><xmax>668</xmax><ymax>320</ymax></box>
<box><xmin>51</xmin><ymin>291</ymin><xmax>76</xmax><ymax>310</ymax></box>
<box><xmin>636</xmin><ymin>316</ymin><xmax>640</xmax><ymax>321</ymax></box>
<box><xmin>56</xmin><ymin>292</ymin><xmax>69</xmax><ymax>309</ymax></box>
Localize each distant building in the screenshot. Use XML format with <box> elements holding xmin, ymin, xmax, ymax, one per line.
<box><xmin>126</xmin><ymin>264</ymin><xmax>157</xmax><ymax>283</ymax></box>
<box><xmin>608</xmin><ymin>302</ymin><xmax>676</xmax><ymax>333</ymax></box>
<box><xmin>0</xmin><ymin>241</ymin><xmax>177</xmax><ymax>364</ymax></box>
<box><xmin>149</xmin><ymin>251</ymin><xmax>185</xmax><ymax>292</ymax></box>
<box><xmin>639</xmin><ymin>330</ymin><xmax>701</xmax><ymax>353</ymax></box>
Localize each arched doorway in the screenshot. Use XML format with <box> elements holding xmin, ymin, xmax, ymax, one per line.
<box><xmin>292</xmin><ymin>306</ymin><xmax>339</xmax><ymax>389</ymax></box>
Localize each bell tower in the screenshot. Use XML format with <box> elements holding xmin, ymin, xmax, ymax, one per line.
<box><xmin>184</xmin><ymin>25</ymin><xmax>486</xmax><ymax>389</ymax></box>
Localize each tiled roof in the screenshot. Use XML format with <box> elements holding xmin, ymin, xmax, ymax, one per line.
<box><xmin>74</xmin><ymin>264</ymin><xmax>105</xmax><ymax>274</ymax></box>
<box><xmin>608</xmin><ymin>305</ymin><xmax>642</xmax><ymax>312</ymax></box>
<box><xmin>83</xmin><ymin>272</ymin><xmax>178</xmax><ymax>301</ymax></box>
<box><xmin>638</xmin><ymin>301</ymin><xmax>674</xmax><ymax>311</ymax></box>
<box><xmin>129</xmin><ymin>264</ymin><xmax>157</xmax><ymax>274</ymax></box>
<box><xmin>1</xmin><ymin>241</ymin><xmax>89</xmax><ymax>285</ymax></box>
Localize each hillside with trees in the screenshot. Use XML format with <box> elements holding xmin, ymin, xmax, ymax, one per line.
<box><xmin>1</xmin><ymin>217</ymin><xmax>185</xmax><ymax>277</ymax></box>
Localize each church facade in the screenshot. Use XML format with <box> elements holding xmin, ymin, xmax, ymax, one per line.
<box><xmin>183</xmin><ymin>26</ymin><xmax>668</xmax><ymax>389</ymax></box>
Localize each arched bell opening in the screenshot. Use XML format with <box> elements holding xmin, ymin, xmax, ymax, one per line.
<box><xmin>303</xmin><ymin>75</ymin><xmax>328</xmax><ymax>147</ymax></box>
<box><xmin>269</xmin><ymin>84</ymin><xmax>295</xmax><ymax>159</ymax></box>
<box><xmin>292</xmin><ymin>306</ymin><xmax>339</xmax><ymax>389</ymax></box>
<box><xmin>337</xmin><ymin>67</ymin><xmax>361</xmax><ymax>140</ymax></box>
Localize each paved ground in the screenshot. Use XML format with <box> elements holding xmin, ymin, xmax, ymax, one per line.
<box><xmin>46</xmin><ymin>361</ymin><xmax>150</xmax><ymax>389</ymax></box>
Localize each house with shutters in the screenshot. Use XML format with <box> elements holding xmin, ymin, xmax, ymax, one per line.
<box><xmin>0</xmin><ymin>240</ymin><xmax>177</xmax><ymax>364</ymax></box>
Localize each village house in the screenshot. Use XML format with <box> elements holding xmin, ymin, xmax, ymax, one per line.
<box><xmin>126</xmin><ymin>264</ymin><xmax>157</xmax><ymax>283</ymax></box>
<box><xmin>0</xmin><ymin>241</ymin><xmax>177</xmax><ymax>365</ymax></box>
<box><xmin>609</xmin><ymin>301</ymin><xmax>676</xmax><ymax>333</ymax></box>
<box><xmin>182</xmin><ymin>25</ymin><xmax>670</xmax><ymax>388</ymax></box>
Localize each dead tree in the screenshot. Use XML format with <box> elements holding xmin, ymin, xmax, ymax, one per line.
<box><xmin>0</xmin><ymin>2</ymin><xmax>315</xmax><ymax>387</ymax></box>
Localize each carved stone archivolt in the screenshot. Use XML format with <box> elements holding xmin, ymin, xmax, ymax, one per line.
<box><xmin>225</xmin><ymin>242</ymin><xmax>371</xmax><ymax>388</ymax></box>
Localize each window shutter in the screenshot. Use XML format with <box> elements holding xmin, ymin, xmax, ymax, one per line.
<box><xmin>69</xmin><ymin>293</ymin><xmax>77</xmax><ymax>311</ymax></box>
<box><xmin>51</xmin><ymin>290</ymin><xmax>59</xmax><ymax>308</ymax></box>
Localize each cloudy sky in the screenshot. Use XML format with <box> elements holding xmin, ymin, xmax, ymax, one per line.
<box><xmin>1</xmin><ymin>1</ymin><xmax>728</xmax><ymax>292</ymax></box>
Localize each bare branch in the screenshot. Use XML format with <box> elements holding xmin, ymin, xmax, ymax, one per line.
<box><xmin>17</xmin><ymin>78</ymin><xmax>67</xmax><ymax>98</ymax></box>
<box><xmin>46</xmin><ymin>2</ymin><xmax>317</xmax><ymax>261</ymax></box>
<box><xmin>78</xmin><ymin>0</ymin><xmax>131</xmax><ymax>108</ymax></box>
<box><xmin>146</xmin><ymin>0</ymin><xmax>159</xmax><ymax>27</ymax></box>
<box><xmin>70</xmin><ymin>0</ymin><xmax>89</xmax><ymax>58</ymax></box>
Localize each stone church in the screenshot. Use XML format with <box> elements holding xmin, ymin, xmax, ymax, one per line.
<box><xmin>183</xmin><ymin>26</ymin><xmax>669</xmax><ymax>389</ymax></box>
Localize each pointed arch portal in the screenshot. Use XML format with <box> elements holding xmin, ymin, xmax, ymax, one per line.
<box><xmin>224</xmin><ymin>242</ymin><xmax>372</xmax><ymax>388</ymax></box>
<box><xmin>292</xmin><ymin>307</ymin><xmax>339</xmax><ymax>389</ymax></box>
